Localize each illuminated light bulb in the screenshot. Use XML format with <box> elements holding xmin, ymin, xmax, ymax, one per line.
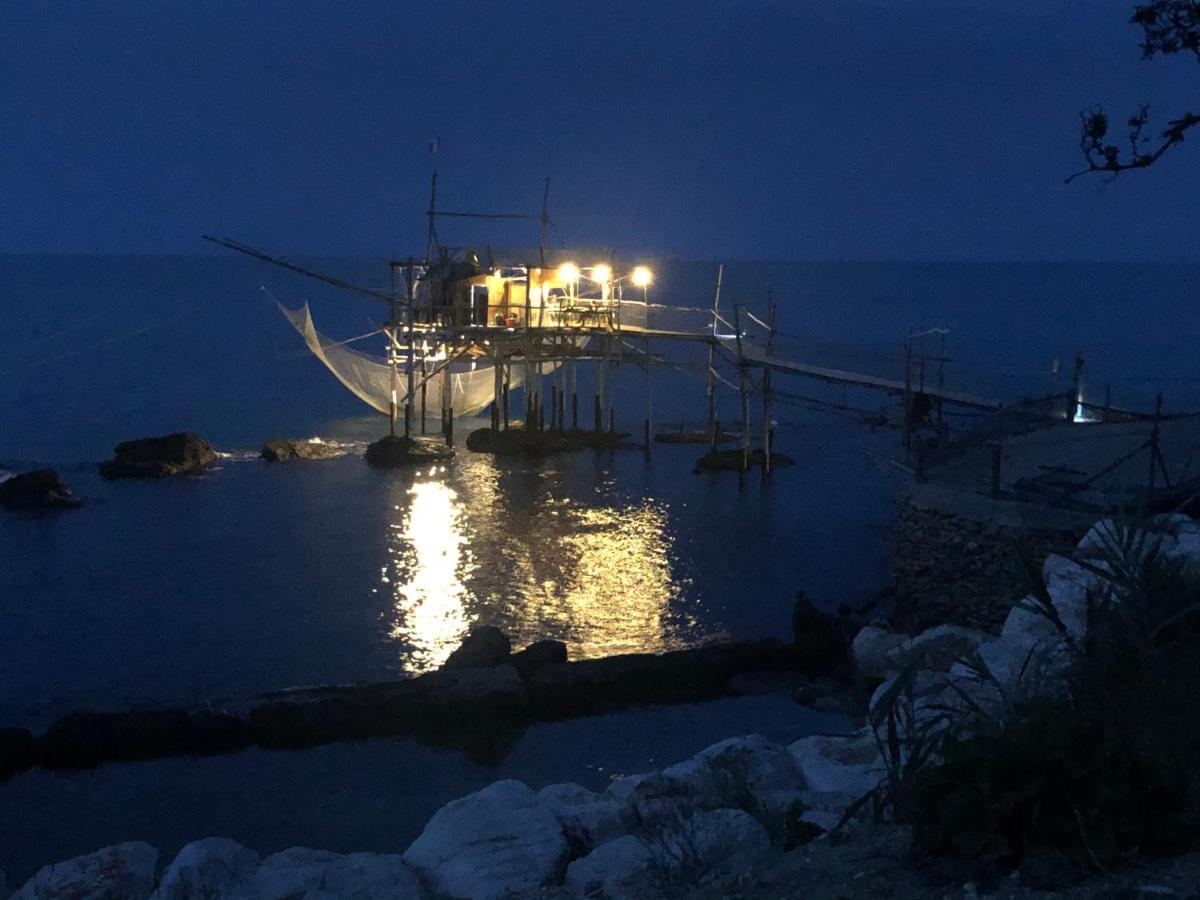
<box><xmin>557</xmin><ymin>262</ymin><xmax>580</xmax><ymax>283</ymax></box>
<box><xmin>592</xmin><ymin>264</ymin><xmax>612</xmax><ymax>283</ymax></box>
<box><xmin>631</xmin><ymin>266</ymin><xmax>652</xmax><ymax>288</ymax></box>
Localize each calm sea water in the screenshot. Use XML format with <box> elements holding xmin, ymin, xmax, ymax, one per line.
<box><xmin>1</xmin><ymin>254</ymin><xmax>1197</xmax><ymax>880</ymax></box>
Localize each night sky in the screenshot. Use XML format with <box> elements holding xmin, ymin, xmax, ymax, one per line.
<box><xmin>2</xmin><ymin>0</ymin><xmax>1198</xmax><ymax>261</ymax></box>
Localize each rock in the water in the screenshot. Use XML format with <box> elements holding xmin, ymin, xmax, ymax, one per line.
<box><xmin>791</xmin><ymin>592</ymin><xmax>849</xmax><ymax>674</ymax></box>
<box><xmin>0</xmin><ymin>468</ymin><xmax>82</xmax><ymax>510</ymax></box>
<box><xmin>403</xmin><ymin>779</ymin><xmax>569</xmax><ymax>900</ymax></box>
<box><xmin>564</xmin><ymin>835</ymin><xmax>653</xmax><ymax>900</ymax></box>
<box><xmin>537</xmin><ymin>782</ymin><xmax>632</xmax><ymax>853</ymax></box>
<box><xmin>464</xmin><ymin>427</ymin><xmax>585</xmax><ymax>456</ymax></box>
<box><xmin>252</xmin><ymin>848</ymin><xmax>421</xmax><ymax>900</ymax></box>
<box><xmin>100</xmin><ymin>432</ymin><xmax>216</xmax><ymax>479</ymax></box>
<box><xmin>261</xmin><ymin>438</ymin><xmax>347</xmax><ymax>462</ymax></box>
<box><xmin>15</xmin><ymin>841</ymin><xmax>158</xmax><ymax>900</ymax></box>
<box><xmin>511</xmin><ymin>639</ymin><xmax>568</xmax><ymax>673</ymax></box>
<box><xmin>364</xmin><ymin>434</ymin><xmax>453</xmax><ymax>468</ymax></box>
<box><xmin>151</xmin><ymin>837</ymin><xmax>259</xmax><ymax>900</ymax></box>
<box><xmin>39</xmin><ymin>708</ymin><xmax>252</xmax><ymax>768</ymax></box>
<box><xmin>0</xmin><ymin>727</ymin><xmax>36</xmax><ymax>781</ymax></box>
<box><xmin>442</xmin><ymin>625</ymin><xmax>512</xmax><ymax>669</ymax></box>
<box><xmin>851</xmin><ymin>625</ymin><xmax>907</xmax><ymax>678</ymax></box>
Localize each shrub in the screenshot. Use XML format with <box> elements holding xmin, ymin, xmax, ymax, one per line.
<box><xmin>906</xmin><ymin>517</ymin><xmax>1200</xmax><ymax>879</ymax></box>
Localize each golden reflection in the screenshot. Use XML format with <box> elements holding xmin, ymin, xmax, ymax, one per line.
<box><xmin>550</xmin><ymin>503</ymin><xmax>679</xmax><ymax>657</ymax></box>
<box><xmin>385</xmin><ymin>478</ymin><xmax>472</xmax><ymax>670</ymax></box>
<box><xmin>380</xmin><ymin>454</ymin><xmax>698</xmax><ymax>675</ymax></box>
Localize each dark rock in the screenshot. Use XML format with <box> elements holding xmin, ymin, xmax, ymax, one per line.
<box><xmin>0</xmin><ymin>727</ymin><xmax>36</xmax><ymax>781</ymax></box>
<box><xmin>511</xmin><ymin>639</ymin><xmax>568</xmax><ymax>674</ymax></box>
<box><xmin>365</xmin><ymin>435</ymin><xmax>453</xmax><ymax>468</ymax></box>
<box><xmin>38</xmin><ymin>708</ymin><xmax>249</xmax><ymax>768</ymax></box>
<box><xmin>521</xmin><ymin>639</ymin><xmax>799</xmax><ymax>719</ymax></box>
<box><xmin>442</xmin><ymin>626</ymin><xmax>512</xmax><ymax>669</ymax></box>
<box><xmin>465</xmin><ymin>427</ymin><xmax>584</xmax><ymax>456</ymax></box>
<box><xmin>0</xmin><ymin>469</ymin><xmax>82</xmax><ymax>510</ymax></box>
<box><xmin>261</xmin><ymin>438</ymin><xmax>347</xmax><ymax>462</ymax></box>
<box><xmin>791</xmin><ymin>592</ymin><xmax>850</xmax><ymax>674</ymax></box>
<box><xmin>250</xmin><ymin>665</ymin><xmax>530</xmax><ymax>760</ymax></box>
<box><xmin>693</xmin><ymin>448</ymin><xmax>795</xmax><ymax>472</ymax></box>
<box><xmin>99</xmin><ymin>432</ymin><xmax>217</xmax><ymax>479</ymax></box>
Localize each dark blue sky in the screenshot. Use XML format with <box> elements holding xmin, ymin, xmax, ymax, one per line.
<box><xmin>2</xmin><ymin>0</ymin><xmax>1198</xmax><ymax>260</ymax></box>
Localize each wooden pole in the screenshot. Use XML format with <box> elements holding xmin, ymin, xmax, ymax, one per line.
<box><xmin>571</xmin><ymin>360</ymin><xmax>578</xmax><ymax>431</ymax></box>
<box><xmin>404</xmin><ymin>261</ymin><xmax>416</xmax><ymax>439</ymax></box>
<box><xmin>903</xmin><ymin>328</ymin><xmax>913</xmax><ymax>451</ymax></box>
<box><xmin>990</xmin><ymin>441</ymin><xmax>1003</xmax><ymax>498</ymax></box>
<box><xmin>595</xmin><ymin>351</ymin><xmax>605</xmax><ymax>434</ymax></box>
<box><xmin>707</xmin><ymin>264</ymin><xmax>724</xmax><ymax>451</ymax></box>
<box><xmin>762</xmin><ymin>302</ymin><xmax>777</xmax><ymax>478</ymax></box>
<box><xmin>503</xmin><ymin>362</ymin><xmax>511</xmax><ymax>431</ymax></box>
<box><xmin>734</xmin><ymin>304</ymin><xmax>750</xmax><ymax>478</ymax></box>
<box><xmin>644</xmin><ymin>335</ymin><xmax>652</xmax><ymax>453</ymax></box>
<box><xmin>420</xmin><ymin>354</ymin><xmax>428</xmax><ymax>434</ymax></box>
<box><xmin>1148</xmin><ymin>391</ymin><xmax>1163</xmax><ymax>494</ymax></box>
<box><xmin>441</xmin><ymin>350</ymin><xmax>453</xmax><ymax>446</ymax></box>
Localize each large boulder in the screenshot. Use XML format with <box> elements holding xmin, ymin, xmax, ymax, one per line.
<box><xmin>791</xmin><ymin>592</ymin><xmax>849</xmax><ymax>674</ymax></box>
<box><xmin>510</xmin><ymin>639</ymin><xmax>568</xmax><ymax>674</ymax></box>
<box><xmin>403</xmin><ymin>779</ymin><xmax>569</xmax><ymax>899</ymax></box>
<box><xmin>565</xmin><ymin>809</ymin><xmax>770</xmax><ymax>900</ymax></box>
<box><xmin>890</xmin><ymin>624</ymin><xmax>992</xmax><ymax>673</ymax></box>
<box><xmin>0</xmin><ymin>469</ymin><xmax>82</xmax><ymax>510</ymax></box>
<box><xmin>537</xmin><ymin>782</ymin><xmax>632</xmax><ymax>853</ymax></box>
<box><xmin>851</xmin><ymin>626</ymin><xmax>907</xmax><ymax>679</ymax></box>
<box><xmin>14</xmin><ymin>842</ymin><xmax>158</xmax><ymax>900</ymax></box>
<box><xmin>261</xmin><ymin>438</ymin><xmax>347</xmax><ymax>462</ymax></box>
<box><xmin>789</xmin><ymin>732</ymin><xmax>881</xmax><ymax>796</ymax></box>
<box><xmin>252</xmin><ymin>847</ymin><xmax>419</xmax><ymax>899</ymax></box>
<box><xmin>365</xmin><ymin>434</ymin><xmax>453</xmax><ymax>468</ymax></box>
<box><xmin>441</xmin><ymin>626</ymin><xmax>512</xmax><ymax>669</ymax></box>
<box><xmin>99</xmin><ymin>432</ymin><xmax>217</xmax><ymax>479</ymax></box>
<box><xmin>646</xmin><ymin>808</ymin><xmax>771</xmax><ymax>888</ymax></box>
<box><xmin>604</xmin><ymin>735</ymin><xmax>802</xmax><ymax>825</ymax></box>
<box><xmin>151</xmin><ymin>837</ymin><xmax>259</xmax><ymax>900</ymax></box>
<box><xmin>315</xmin><ymin>852</ymin><xmax>422</xmax><ymax>899</ymax></box>
<box><xmin>564</xmin><ymin>835</ymin><xmax>654</xmax><ymax>900</ymax></box>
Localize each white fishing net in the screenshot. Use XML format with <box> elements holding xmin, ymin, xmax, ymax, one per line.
<box><xmin>276</xmin><ymin>301</ymin><xmax>511</xmax><ymax>417</ymax></box>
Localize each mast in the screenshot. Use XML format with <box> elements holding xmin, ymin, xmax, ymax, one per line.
<box><xmin>539</xmin><ymin>178</ymin><xmax>550</xmax><ymax>267</ymax></box>
<box><xmin>425</xmin><ymin>170</ymin><xmax>439</xmax><ymax>261</ymax></box>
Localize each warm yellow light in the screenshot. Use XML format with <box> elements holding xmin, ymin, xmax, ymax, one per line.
<box><xmin>631</xmin><ymin>265</ymin><xmax>652</xmax><ymax>288</ymax></box>
<box><xmin>557</xmin><ymin>262</ymin><xmax>580</xmax><ymax>283</ymax></box>
<box><xmin>592</xmin><ymin>264</ymin><xmax>612</xmax><ymax>283</ymax></box>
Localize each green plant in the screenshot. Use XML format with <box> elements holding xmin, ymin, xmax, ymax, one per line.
<box><xmin>909</xmin><ymin>517</ymin><xmax>1200</xmax><ymax>880</ymax></box>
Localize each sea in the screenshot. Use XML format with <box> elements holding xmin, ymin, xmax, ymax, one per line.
<box><xmin>1</xmin><ymin>254</ymin><xmax>1198</xmax><ymax>880</ymax></box>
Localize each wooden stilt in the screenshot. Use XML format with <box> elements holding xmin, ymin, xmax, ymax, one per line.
<box><xmin>707</xmin><ymin>264</ymin><xmax>723</xmax><ymax>452</ymax></box>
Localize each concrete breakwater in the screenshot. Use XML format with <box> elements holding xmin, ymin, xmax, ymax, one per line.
<box><xmin>0</xmin><ymin>633</ymin><xmax>852</xmax><ymax>783</ymax></box>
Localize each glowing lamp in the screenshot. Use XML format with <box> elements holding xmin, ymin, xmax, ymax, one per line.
<box><xmin>631</xmin><ymin>265</ymin><xmax>652</xmax><ymax>288</ymax></box>
<box><xmin>591</xmin><ymin>264</ymin><xmax>612</xmax><ymax>283</ymax></box>
<box><xmin>557</xmin><ymin>262</ymin><xmax>580</xmax><ymax>283</ymax></box>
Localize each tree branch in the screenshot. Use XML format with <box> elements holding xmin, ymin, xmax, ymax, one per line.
<box><xmin>1067</xmin><ymin>1</ymin><xmax>1200</xmax><ymax>182</ymax></box>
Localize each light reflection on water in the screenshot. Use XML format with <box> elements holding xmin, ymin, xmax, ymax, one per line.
<box><xmin>381</xmin><ymin>455</ymin><xmax>694</xmax><ymax>673</ymax></box>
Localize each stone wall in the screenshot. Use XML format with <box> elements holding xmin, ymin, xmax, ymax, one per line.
<box><xmin>889</xmin><ymin>485</ymin><xmax>1089</xmax><ymax>632</ymax></box>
